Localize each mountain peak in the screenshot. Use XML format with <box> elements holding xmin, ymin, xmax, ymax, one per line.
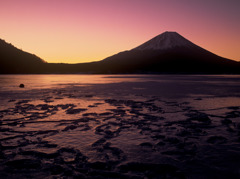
<box><xmin>162</xmin><ymin>31</ymin><xmax>179</xmax><ymax>35</ymax></box>
<box><xmin>133</xmin><ymin>31</ymin><xmax>195</xmax><ymax>50</ymax></box>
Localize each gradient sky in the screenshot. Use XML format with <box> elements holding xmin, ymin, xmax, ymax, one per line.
<box><xmin>1</xmin><ymin>0</ymin><xmax>240</xmax><ymax>63</ymax></box>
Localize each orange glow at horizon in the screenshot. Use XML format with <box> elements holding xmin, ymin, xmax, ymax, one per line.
<box><xmin>0</xmin><ymin>0</ymin><xmax>240</xmax><ymax>63</ymax></box>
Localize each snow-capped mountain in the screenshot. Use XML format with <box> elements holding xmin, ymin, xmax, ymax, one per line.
<box><xmin>133</xmin><ymin>31</ymin><xmax>195</xmax><ymax>50</ymax></box>
<box><xmin>97</xmin><ymin>31</ymin><xmax>239</xmax><ymax>74</ymax></box>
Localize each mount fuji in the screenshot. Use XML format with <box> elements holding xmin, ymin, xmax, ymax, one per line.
<box><xmin>133</xmin><ymin>31</ymin><xmax>196</xmax><ymax>50</ymax></box>
<box><xmin>92</xmin><ymin>31</ymin><xmax>239</xmax><ymax>74</ymax></box>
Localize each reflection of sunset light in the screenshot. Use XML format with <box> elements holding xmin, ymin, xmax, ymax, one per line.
<box><xmin>0</xmin><ymin>75</ymin><xmax>143</xmax><ymax>91</ymax></box>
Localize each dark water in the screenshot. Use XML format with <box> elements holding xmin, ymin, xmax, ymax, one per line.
<box><xmin>0</xmin><ymin>75</ymin><xmax>240</xmax><ymax>178</ymax></box>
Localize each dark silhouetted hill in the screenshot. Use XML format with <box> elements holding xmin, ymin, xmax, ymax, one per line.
<box><xmin>0</xmin><ymin>39</ymin><xmax>46</xmax><ymax>73</ymax></box>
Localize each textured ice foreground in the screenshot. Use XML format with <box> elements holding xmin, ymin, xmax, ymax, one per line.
<box><xmin>0</xmin><ymin>75</ymin><xmax>240</xmax><ymax>178</ymax></box>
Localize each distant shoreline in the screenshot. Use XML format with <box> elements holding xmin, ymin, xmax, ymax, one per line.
<box><xmin>1</xmin><ymin>73</ymin><xmax>240</xmax><ymax>75</ymax></box>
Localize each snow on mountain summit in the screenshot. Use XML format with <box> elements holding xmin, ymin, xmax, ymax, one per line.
<box><xmin>133</xmin><ymin>31</ymin><xmax>196</xmax><ymax>50</ymax></box>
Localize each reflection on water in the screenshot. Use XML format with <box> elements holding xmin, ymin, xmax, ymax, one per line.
<box><xmin>0</xmin><ymin>75</ymin><xmax>240</xmax><ymax>178</ymax></box>
<box><xmin>0</xmin><ymin>75</ymin><xmax>144</xmax><ymax>91</ymax></box>
<box><xmin>1</xmin><ymin>74</ymin><xmax>240</xmax><ymax>92</ymax></box>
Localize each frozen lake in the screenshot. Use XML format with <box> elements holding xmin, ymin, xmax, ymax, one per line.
<box><xmin>0</xmin><ymin>74</ymin><xmax>240</xmax><ymax>178</ymax></box>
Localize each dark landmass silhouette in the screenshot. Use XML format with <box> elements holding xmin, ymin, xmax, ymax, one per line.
<box><xmin>0</xmin><ymin>39</ymin><xmax>46</xmax><ymax>73</ymax></box>
<box><xmin>0</xmin><ymin>32</ymin><xmax>239</xmax><ymax>74</ymax></box>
